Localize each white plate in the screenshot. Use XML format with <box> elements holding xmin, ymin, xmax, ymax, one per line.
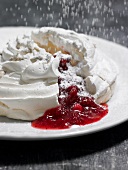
<box><xmin>0</xmin><ymin>27</ymin><xmax>128</xmax><ymax>140</ymax></box>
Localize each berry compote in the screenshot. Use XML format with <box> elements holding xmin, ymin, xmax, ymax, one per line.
<box><xmin>32</xmin><ymin>57</ymin><xmax>108</xmax><ymax>130</ymax></box>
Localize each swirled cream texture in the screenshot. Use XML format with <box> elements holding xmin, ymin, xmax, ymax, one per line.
<box><xmin>0</xmin><ymin>27</ymin><xmax>118</xmax><ymax>120</ymax></box>
<box><xmin>0</xmin><ymin>34</ymin><xmax>60</xmax><ymax>120</ymax></box>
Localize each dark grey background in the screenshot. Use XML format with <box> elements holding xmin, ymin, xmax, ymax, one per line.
<box><xmin>0</xmin><ymin>0</ymin><xmax>128</xmax><ymax>170</ymax></box>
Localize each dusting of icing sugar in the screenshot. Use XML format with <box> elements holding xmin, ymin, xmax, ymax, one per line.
<box><xmin>56</xmin><ymin>53</ymin><xmax>89</xmax><ymax>99</ymax></box>
<box><xmin>32</xmin><ymin>27</ymin><xmax>118</xmax><ymax>102</ymax></box>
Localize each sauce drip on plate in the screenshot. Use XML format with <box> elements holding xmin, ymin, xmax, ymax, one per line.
<box><xmin>32</xmin><ymin>58</ymin><xmax>108</xmax><ymax>130</ymax></box>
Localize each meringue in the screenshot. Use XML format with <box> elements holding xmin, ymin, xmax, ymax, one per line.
<box><xmin>0</xmin><ymin>27</ymin><xmax>118</xmax><ymax>120</ymax></box>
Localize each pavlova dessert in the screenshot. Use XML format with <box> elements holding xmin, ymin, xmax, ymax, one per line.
<box><xmin>0</xmin><ymin>27</ymin><xmax>118</xmax><ymax>129</ymax></box>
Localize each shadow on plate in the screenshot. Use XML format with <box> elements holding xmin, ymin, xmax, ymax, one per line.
<box><xmin>0</xmin><ymin>120</ymin><xmax>128</xmax><ymax>166</ymax></box>
<box><xmin>0</xmin><ymin>116</ymin><xmax>27</xmax><ymax>123</ymax></box>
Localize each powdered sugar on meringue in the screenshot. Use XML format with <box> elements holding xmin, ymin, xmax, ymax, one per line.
<box><xmin>32</xmin><ymin>27</ymin><xmax>118</xmax><ymax>103</ymax></box>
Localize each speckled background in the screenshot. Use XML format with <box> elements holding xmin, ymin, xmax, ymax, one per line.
<box><xmin>0</xmin><ymin>0</ymin><xmax>128</xmax><ymax>46</ymax></box>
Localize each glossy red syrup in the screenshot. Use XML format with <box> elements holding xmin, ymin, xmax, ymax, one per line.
<box><xmin>32</xmin><ymin>58</ymin><xmax>108</xmax><ymax>130</ymax></box>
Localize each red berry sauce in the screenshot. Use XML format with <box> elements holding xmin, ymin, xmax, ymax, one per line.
<box><xmin>32</xmin><ymin>57</ymin><xmax>108</xmax><ymax>130</ymax></box>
